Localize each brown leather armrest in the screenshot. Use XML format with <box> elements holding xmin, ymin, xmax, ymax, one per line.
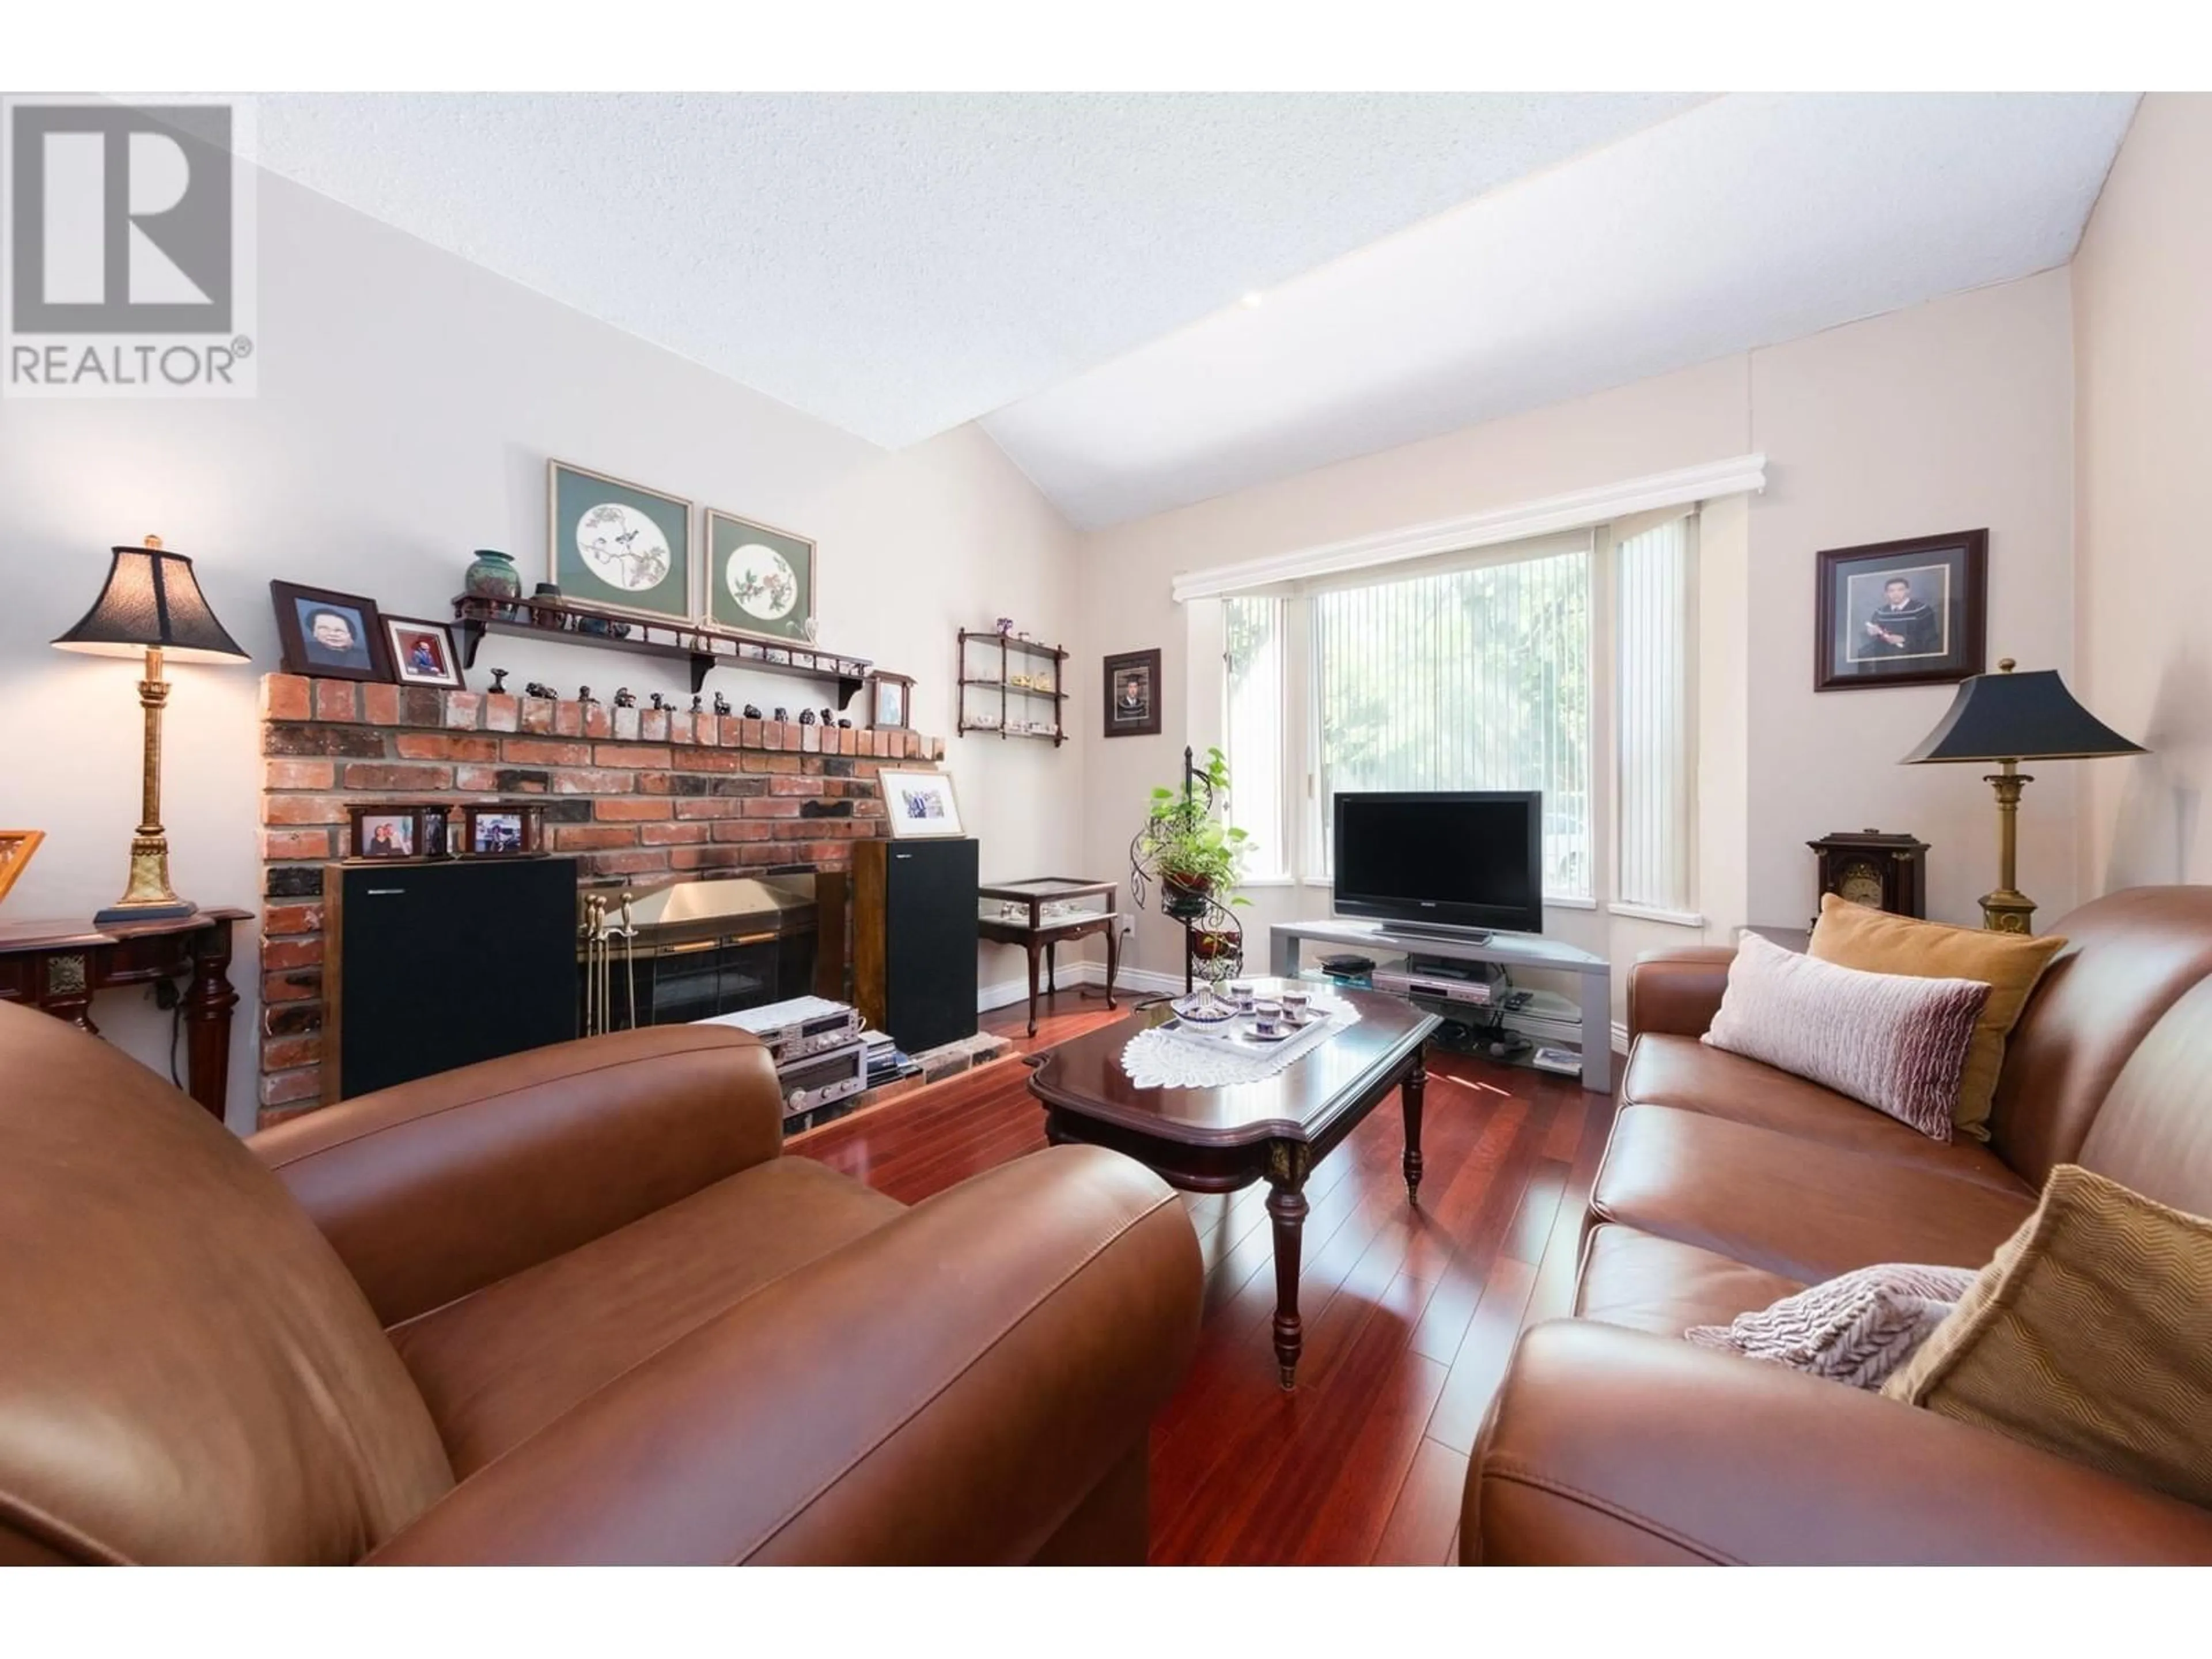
<box><xmin>1626</xmin><ymin>946</ymin><xmax>1736</xmax><ymax>1041</ymax></box>
<box><xmin>364</xmin><ymin>1146</ymin><xmax>1202</xmax><ymax>1565</ymax></box>
<box><xmin>250</xmin><ymin>1026</ymin><xmax>782</xmax><ymax>1327</ymax></box>
<box><xmin>1466</xmin><ymin>1320</ymin><xmax>2212</xmax><ymax>1565</ymax></box>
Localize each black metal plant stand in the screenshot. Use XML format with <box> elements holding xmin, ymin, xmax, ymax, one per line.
<box><xmin>1128</xmin><ymin>745</ymin><xmax>1245</xmax><ymax>993</ymax></box>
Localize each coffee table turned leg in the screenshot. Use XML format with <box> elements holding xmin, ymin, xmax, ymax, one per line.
<box><xmin>1402</xmin><ymin>1051</ymin><xmax>1427</xmax><ymax>1207</ymax></box>
<box><xmin>1265</xmin><ymin>1141</ymin><xmax>1312</xmax><ymax>1391</ymax></box>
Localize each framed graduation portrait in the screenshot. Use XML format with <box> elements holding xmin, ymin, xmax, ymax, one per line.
<box><xmin>1814</xmin><ymin>530</ymin><xmax>1987</xmax><ymax>692</ymax></box>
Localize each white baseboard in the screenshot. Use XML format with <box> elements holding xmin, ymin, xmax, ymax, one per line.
<box><xmin>977</xmin><ymin>957</ymin><xmax>1187</xmax><ymax>1012</ymax></box>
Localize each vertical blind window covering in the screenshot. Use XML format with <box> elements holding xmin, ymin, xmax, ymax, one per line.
<box><xmin>1615</xmin><ymin>514</ymin><xmax>1694</xmax><ymax>913</ymax></box>
<box><xmin>1313</xmin><ymin>543</ymin><xmax>1592</xmax><ymax>899</ymax></box>
<box><xmin>1223</xmin><ymin>594</ymin><xmax>1289</xmax><ymax>879</ymax></box>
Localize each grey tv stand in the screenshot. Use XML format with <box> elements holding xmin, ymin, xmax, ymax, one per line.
<box><xmin>1268</xmin><ymin>918</ymin><xmax>1612</xmax><ymax>1092</ymax></box>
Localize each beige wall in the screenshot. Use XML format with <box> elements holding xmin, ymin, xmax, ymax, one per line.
<box><xmin>2073</xmin><ymin>93</ymin><xmax>2212</xmax><ymax>894</ymax></box>
<box><xmin>0</xmin><ymin>170</ymin><xmax>1082</xmax><ymax>1127</ymax></box>
<box><xmin>1076</xmin><ymin>270</ymin><xmax>2079</xmax><ymax>1008</ymax></box>
<box><xmin>1746</xmin><ymin>270</ymin><xmax>2078</xmax><ymax>930</ymax></box>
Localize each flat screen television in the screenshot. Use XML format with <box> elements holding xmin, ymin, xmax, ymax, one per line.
<box><xmin>1332</xmin><ymin>790</ymin><xmax>1543</xmax><ymax>936</ymax></box>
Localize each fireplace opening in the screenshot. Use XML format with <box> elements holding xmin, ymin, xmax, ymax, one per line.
<box><xmin>580</xmin><ymin>872</ymin><xmax>821</xmax><ymax>1034</ymax></box>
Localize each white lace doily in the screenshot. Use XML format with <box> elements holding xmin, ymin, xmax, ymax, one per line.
<box><xmin>1120</xmin><ymin>994</ymin><xmax>1361</xmax><ymax>1089</ymax></box>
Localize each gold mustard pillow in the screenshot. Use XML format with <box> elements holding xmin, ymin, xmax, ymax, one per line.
<box><xmin>1808</xmin><ymin>895</ymin><xmax>2066</xmax><ymax>1141</ymax></box>
<box><xmin>1881</xmin><ymin>1165</ymin><xmax>2212</xmax><ymax>1509</ymax></box>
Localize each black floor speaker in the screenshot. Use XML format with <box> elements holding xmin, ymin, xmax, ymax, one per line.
<box><xmin>854</xmin><ymin>838</ymin><xmax>978</xmax><ymax>1055</ymax></box>
<box><xmin>327</xmin><ymin>856</ymin><xmax>579</xmax><ymax>1101</ymax></box>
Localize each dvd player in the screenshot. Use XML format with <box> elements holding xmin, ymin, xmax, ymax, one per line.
<box><xmin>1372</xmin><ymin>967</ymin><xmax>1493</xmax><ymax>1006</ymax></box>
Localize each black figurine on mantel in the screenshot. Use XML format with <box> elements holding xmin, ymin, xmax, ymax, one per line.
<box><xmin>772</xmin><ymin>706</ymin><xmax>789</xmax><ymax>723</ymax></box>
<box><xmin>488</xmin><ymin>668</ymin><xmax>510</xmax><ymax>695</ymax></box>
<box><xmin>649</xmin><ymin>691</ymin><xmax>669</xmax><ymax>713</ymax></box>
<box><xmin>690</xmin><ymin>694</ymin><xmax>704</xmax><ymax>714</ymax></box>
<box><xmin>819</xmin><ymin>707</ymin><xmax>835</xmax><ymax>726</ymax></box>
<box><xmin>713</xmin><ymin>691</ymin><xmax>732</xmax><ymax>717</ymax></box>
<box><xmin>836</xmin><ymin>718</ymin><xmax>853</xmax><ymax>729</ymax></box>
<box><xmin>798</xmin><ymin>709</ymin><xmax>816</xmax><ymax>726</ymax></box>
<box><xmin>740</xmin><ymin>702</ymin><xmax>761</xmax><ymax>719</ymax></box>
<box><xmin>612</xmin><ymin>687</ymin><xmax>637</xmax><ymax>709</ymax></box>
<box><xmin>525</xmin><ymin>680</ymin><xmax>557</xmax><ymax>700</ymax></box>
<box><xmin>578</xmin><ymin>685</ymin><xmax>595</xmax><ymax>704</ymax></box>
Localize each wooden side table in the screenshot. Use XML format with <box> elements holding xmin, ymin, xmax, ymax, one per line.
<box><xmin>978</xmin><ymin>878</ymin><xmax>1120</xmax><ymax>1037</ymax></box>
<box><xmin>0</xmin><ymin>908</ymin><xmax>248</xmax><ymax>1120</ymax></box>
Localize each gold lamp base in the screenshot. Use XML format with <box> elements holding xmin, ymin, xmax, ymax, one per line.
<box><xmin>94</xmin><ymin>647</ymin><xmax>197</xmax><ymax>925</ymax></box>
<box><xmin>1979</xmin><ymin>762</ymin><xmax>2036</xmax><ymax>935</ymax></box>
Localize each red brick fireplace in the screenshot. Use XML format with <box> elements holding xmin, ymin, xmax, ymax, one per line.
<box><xmin>256</xmin><ymin>673</ymin><xmax>944</xmax><ymax>1126</ymax></box>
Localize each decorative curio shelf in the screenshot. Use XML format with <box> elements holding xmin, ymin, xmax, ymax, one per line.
<box><xmin>956</xmin><ymin>628</ymin><xmax>1068</xmax><ymax>747</ymax></box>
<box><xmin>453</xmin><ymin>594</ymin><xmax>870</xmax><ymax>703</ymax></box>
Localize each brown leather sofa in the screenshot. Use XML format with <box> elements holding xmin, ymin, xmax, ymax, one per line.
<box><xmin>0</xmin><ymin>1009</ymin><xmax>1201</xmax><ymax>1565</ymax></box>
<box><xmin>1464</xmin><ymin>885</ymin><xmax>2212</xmax><ymax>1565</ymax></box>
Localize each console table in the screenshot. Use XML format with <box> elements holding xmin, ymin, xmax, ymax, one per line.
<box><xmin>0</xmin><ymin>908</ymin><xmax>247</xmax><ymax>1120</ymax></box>
<box><xmin>1267</xmin><ymin>917</ymin><xmax>1612</xmax><ymax>1092</ymax></box>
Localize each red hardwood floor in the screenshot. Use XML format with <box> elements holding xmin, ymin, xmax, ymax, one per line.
<box><xmin>789</xmin><ymin>999</ymin><xmax>1617</xmax><ymax>1566</ymax></box>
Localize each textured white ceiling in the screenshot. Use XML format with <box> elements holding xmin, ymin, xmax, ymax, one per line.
<box><xmin>255</xmin><ymin>92</ymin><xmax>1705</xmax><ymax>449</ymax></box>
<box><xmin>986</xmin><ymin>93</ymin><xmax>2139</xmax><ymax>527</ymax></box>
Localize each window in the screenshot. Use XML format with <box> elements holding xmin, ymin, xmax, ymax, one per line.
<box><xmin>1216</xmin><ymin>512</ymin><xmax>1699</xmax><ymax>920</ymax></box>
<box><xmin>1613</xmin><ymin>514</ymin><xmax>1695</xmax><ymax>916</ymax></box>
<box><xmin>1312</xmin><ymin>543</ymin><xmax>1591</xmax><ymax>896</ymax></box>
<box><xmin>1222</xmin><ymin>593</ymin><xmax>1289</xmax><ymax>878</ymax></box>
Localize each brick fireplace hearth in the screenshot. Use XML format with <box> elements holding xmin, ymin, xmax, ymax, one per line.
<box><xmin>256</xmin><ymin>673</ymin><xmax>945</xmax><ymax>1126</ymax></box>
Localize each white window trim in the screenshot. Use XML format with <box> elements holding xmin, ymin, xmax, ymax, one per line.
<box><xmin>1172</xmin><ymin>453</ymin><xmax>1766</xmax><ymax>603</ymax></box>
<box><xmin>1607</xmin><ymin>902</ymin><xmax>1706</xmax><ymax>928</ymax></box>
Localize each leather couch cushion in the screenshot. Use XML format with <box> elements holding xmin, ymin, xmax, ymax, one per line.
<box><xmin>1622</xmin><ymin>1036</ymin><xmax>2032</xmax><ymax>1196</ymax></box>
<box><xmin>2077</xmin><ymin>975</ymin><xmax>2212</xmax><ymax>1218</ymax></box>
<box><xmin>1988</xmin><ymin>886</ymin><xmax>2212</xmax><ymax>1184</ymax></box>
<box><xmin>392</xmin><ymin>1156</ymin><xmax>903</xmax><ymax>1475</ymax></box>
<box><xmin>1592</xmin><ymin>1104</ymin><xmax>2036</xmax><ymax>1284</ymax></box>
<box><xmin>1885</xmin><ymin>1164</ymin><xmax>2212</xmax><ymax>1509</ymax></box>
<box><xmin>0</xmin><ymin>1003</ymin><xmax>453</xmax><ymax>1565</ymax></box>
<box><xmin>1574</xmin><ymin>1224</ymin><xmax>1805</xmax><ymax>1336</ymax></box>
<box><xmin>1808</xmin><ymin>893</ymin><xmax>2067</xmax><ymax>1142</ymax></box>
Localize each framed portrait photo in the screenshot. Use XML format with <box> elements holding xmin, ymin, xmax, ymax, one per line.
<box><xmin>382</xmin><ymin>615</ymin><xmax>465</xmax><ymax>690</ymax></box>
<box><xmin>878</xmin><ymin>768</ymin><xmax>964</xmax><ymax>839</ymax></box>
<box><xmin>349</xmin><ymin>805</ymin><xmax>430</xmax><ymax>862</ymax></box>
<box><xmin>1103</xmin><ymin>647</ymin><xmax>1162</xmax><ymax>738</ymax></box>
<box><xmin>868</xmin><ymin>670</ymin><xmax>913</xmax><ymax>730</ymax></box>
<box><xmin>461</xmin><ymin>803</ymin><xmax>543</xmax><ymax>858</ymax></box>
<box><xmin>705</xmin><ymin>509</ymin><xmax>816</xmax><ymax>643</ymax></box>
<box><xmin>272</xmin><ymin>581</ymin><xmax>391</xmax><ymax>682</ymax></box>
<box><xmin>1814</xmin><ymin>530</ymin><xmax>1987</xmax><ymax>692</ymax></box>
<box><xmin>548</xmin><ymin>460</ymin><xmax>694</xmax><ymax>624</ymax></box>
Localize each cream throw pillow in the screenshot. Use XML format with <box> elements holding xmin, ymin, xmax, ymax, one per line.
<box><xmin>1808</xmin><ymin>895</ymin><xmax>2066</xmax><ymax>1142</ymax></box>
<box><xmin>1703</xmin><ymin>932</ymin><xmax>1990</xmax><ymax>1141</ymax></box>
<box><xmin>1883</xmin><ymin>1165</ymin><xmax>2212</xmax><ymax>1509</ymax></box>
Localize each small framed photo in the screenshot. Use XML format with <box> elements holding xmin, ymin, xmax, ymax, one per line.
<box><xmin>705</xmin><ymin>508</ymin><xmax>817</xmax><ymax>643</ymax></box>
<box><xmin>869</xmin><ymin>670</ymin><xmax>914</xmax><ymax>730</ymax></box>
<box><xmin>382</xmin><ymin>616</ymin><xmax>465</xmax><ymax>689</ymax></box>
<box><xmin>879</xmin><ymin>768</ymin><xmax>964</xmax><ymax>839</ymax></box>
<box><xmin>461</xmin><ymin>803</ymin><xmax>543</xmax><ymax>857</ymax></box>
<box><xmin>349</xmin><ymin>805</ymin><xmax>430</xmax><ymax>862</ymax></box>
<box><xmin>1103</xmin><ymin>647</ymin><xmax>1162</xmax><ymax>737</ymax></box>
<box><xmin>272</xmin><ymin>581</ymin><xmax>391</xmax><ymax>682</ymax></box>
<box><xmin>1815</xmin><ymin>531</ymin><xmax>1988</xmax><ymax>692</ymax></box>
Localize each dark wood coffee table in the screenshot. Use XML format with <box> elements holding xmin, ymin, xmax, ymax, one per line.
<box><xmin>1028</xmin><ymin>981</ymin><xmax>1438</xmax><ymax>1390</ymax></box>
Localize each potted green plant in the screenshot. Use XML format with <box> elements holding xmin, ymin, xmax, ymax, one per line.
<box><xmin>1138</xmin><ymin>747</ymin><xmax>1254</xmax><ymax>922</ymax></box>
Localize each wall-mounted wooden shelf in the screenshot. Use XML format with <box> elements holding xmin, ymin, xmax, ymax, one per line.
<box><xmin>454</xmin><ymin>593</ymin><xmax>870</xmax><ymax>703</ymax></box>
<box><xmin>956</xmin><ymin>628</ymin><xmax>1067</xmax><ymax>747</ymax></box>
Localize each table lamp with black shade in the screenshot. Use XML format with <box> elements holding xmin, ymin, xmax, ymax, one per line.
<box><xmin>1902</xmin><ymin>657</ymin><xmax>2145</xmax><ymax>935</ymax></box>
<box><xmin>52</xmin><ymin>536</ymin><xmax>249</xmax><ymax>922</ymax></box>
